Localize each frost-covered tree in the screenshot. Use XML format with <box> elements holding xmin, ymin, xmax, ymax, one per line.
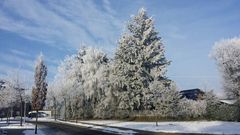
<box><xmin>81</xmin><ymin>48</ymin><xmax>109</xmax><ymax>110</ymax></box>
<box><xmin>149</xmin><ymin>81</ymin><xmax>180</xmax><ymax>117</ymax></box>
<box><xmin>148</xmin><ymin>80</ymin><xmax>180</xmax><ymax>126</ymax></box>
<box><xmin>6</xmin><ymin>71</ymin><xmax>26</xmax><ymax>126</ymax></box>
<box><xmin>178</xmin><ymin>98</ymin><xmax>206</xmax><ymax>119</ymax></box>
<box><xmin>204</xmin><ymin>91</ymin><xmax>219</xmax><ymax>119</ymax></box>
<box><xmin>112</xmin><ymin>8</ymin><xmax>170</xmax><ymax>117</ymax></box>
<box><xmin>210</xmin><ymin>37</ymin><xmax>240</xmax><ymax>99</ymax></box>
<box><xmin>46</xmin><ymin>83</ymin><xmax>60</xmax><ymax>121</ymax></box>
<box><xmin>32</xmin><ymin>53</ymin><xmax>48</xmax><ymax>134</ymax></box>
<box><xmin>48</xmin><ymin>47</ymin><xmax>111</xmax><ymax>119</ymax></box>
<box><xmin>210</xmin><ymin>37</ymin><xmax>240</xmax><ymax>121</ymax></box>
<box><xmin>72</xmin><ymin>47</ymin><xmax>110</xmax><ymax>119</ymax></box>
<box><xmin>0</xmin><ymin>71</ymin><xmax>30</xmax><ymax>124</ymax></box>
<box><xmin>0</xmin><ymin>79</ymin><xmax>17</xmax><ymax>124</ymax></box>
<box><xmin>0</xmin><ymin>80</ymin><xmax>9</xmax><ymax>110</ymax></box>
<box><xmin>51</xmin><ymin>53</ymin><xmax>83</xmax><ymax>120</ymax></box>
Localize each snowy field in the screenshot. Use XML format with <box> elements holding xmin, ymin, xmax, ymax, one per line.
<box><xmin>79</xmin><ymin>120</ymin><xmax>240</xmax><ymax>134</ymax></box>
<box><xmin>0</xmin><ymin>118</ymin><xmax>35</xmax><ymax>130</ymax></box>
<box><xmin>0</xmin><ymin>122</ymin><xmax>34</xmax><ymax>130</ymax></box>
<box><xmin>0</xmin><ymin>119</ymin><xmax>39</xmax><ymax>135</ymax></box>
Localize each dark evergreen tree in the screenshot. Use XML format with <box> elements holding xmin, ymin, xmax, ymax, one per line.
<box><xmin>32</xmin><ymin>53</ymin><xmax>47</xmax><ymax>134</ymax></box>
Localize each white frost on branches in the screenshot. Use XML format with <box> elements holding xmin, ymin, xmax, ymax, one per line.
<box><xmin>210</xmin><ymin>37</ymin><xmax>240</xmax><ymax>99</ymax></box>
<box><xmin>48</xmin><ymin>47</ymin><xmax>111</xmax><ymax>119</ymax></box>
<box><xmin>111</xmin><ymin>8</ymin><xmax>172</xmax><ymax>117</ymax></box>
<box><xmin>178</xmin><ymin>98</ymin><xmax>207</xmax><ymax>118</ymax></box>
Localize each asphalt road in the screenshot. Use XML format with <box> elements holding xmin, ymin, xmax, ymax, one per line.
<box><xmin>35</xmin><ymin>121</ymin><xmax>180</xmax><ymax>135</ymax></box>
<box><xmin>2</xmin><ymin>122</ymin><xmax>118</xmax><ymax>135</ymax></box>
<box><xmin>36</xmin><ymin>121</ymin><xmax>117</xmax><ymax>135</ymax></box>
<box><xmin>1</xmin><ymin>121</ymin><xmax>178</xmax><ymax>135</ymax></box>
<box><xmin>1</xmin><ymin>121</ymin><xmax>212</xmax><ymax>135</ymax></box>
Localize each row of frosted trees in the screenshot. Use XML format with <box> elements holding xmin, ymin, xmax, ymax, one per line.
<box><xmin>46</xmin><ymin>9</ymin><xmax>240</xmax><ymax>121</ymax></box>
<box><xmin>0</xmin><ymin>54</ymin><xmax>47</xmax><ymax>130</ymax></box>
<box><xmin>0</xmin><ymin>71</ymin><xmax>31</xmax><ymax>125</ymax></box>
<box><xmin>46</xmin><ymin>9</ymin><xmax>203</xmax><ymax>120</ymax></box>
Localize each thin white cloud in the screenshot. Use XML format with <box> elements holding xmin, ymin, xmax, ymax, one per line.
<box><xmin>46</xmin><ymin>58</ymin><xmax>60</xmax><ymax>65</ymax></box>
<box><xmin>10</xmin><ymin>49</ymin><xmax>30</xmax><ymax>57</ymax></box>
<box><xmin>0</xmin><ymin>53</ymin><xmax>34</xmax><ymax>69</ymax></box>
<box><xmin>47</xmin><ymin>64</ymin><xmax>57</xmax><ymax>76</ymax></box>
<box><xmin>103</xmin><ymin>0</ymin><xmax>117</xmax><ymax>15</ymax></box>
<box><xmin>0</xmin><ymin>65</ymin><xmax>38</xmax><ymax>89</ymax></box>
<box><xmin>0</xmin><ymin>52</ymin><xmax>58</xmax><ymax>80</ymax></box>
<box><xmin>0</xmin><ymin>64</ymin><xmax>33</xmax><ymax>81</ymax></box>
<box><xmin>0</xmin><ymin>0</ymin><xmax>121</xmax><ymax>51</ymax></box>
<box><xmin>162</xmin><ymin>25</ymin><xmax>187</xmax><ymax>40</ymax></box>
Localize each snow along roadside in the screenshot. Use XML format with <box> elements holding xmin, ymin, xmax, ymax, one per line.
<box><xmin>57</xmin><ymin>120</ymin><xmax>137</xmax><ymax>135</ymax></box>
<box><xmin>79</xmin><ymin>120</ymin><xmax>240</xmax><ymax>135</ymax></box>
<box><xmin>29</xmin><ymin>118</ymin><xmax>240</xmax><ymax>134</ymax></box>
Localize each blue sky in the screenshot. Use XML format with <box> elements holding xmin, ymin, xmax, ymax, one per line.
<box><xmin>0</xmin><ymin>0</ymin><xmax>240</xmax><ymax>97</ymax></box>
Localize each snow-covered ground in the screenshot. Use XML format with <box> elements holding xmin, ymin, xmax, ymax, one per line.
<box><xmin>79</xmin><ymin>120</ymin><xmax>240</xmax><ymax>134</ymax></box>
<box><xmin>0</xmin><ymin>120</ymin><xmax>22</xmax><ymax>124</ymax></box>
<box><xmin>0</xmin><ymin>122</ymin><xmax>34</xmax><ymax>129</ymax></box>
<box><xmin>0</xmin><ymin>119</ymin><xmax>38</xmax><ymax>135</ymax></box>
<box><xmin>0</xmin><ymin>118</ymin><xmax>35</xmax><ymax>129</ymax></box>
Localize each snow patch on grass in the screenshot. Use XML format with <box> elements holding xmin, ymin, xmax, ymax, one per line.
<box><xmin>80</xmin><ymin>120</ymin><xmax>240</xmax><ymax>134</ymax></box>
<box><xmin>0</xmin><ymin>123</ymin><xmax>34</xmax><ymax>129</ymax></box>
<box><xmin>80</xmin><ymin>120</ymin><xmax>122</xmax><ymax>125</ymax></box>
<box><xmin>102</xmin><ymin>127</ymin><xmax>137</xmax><ymax>135</ymax></box>
<box><xmin>0</xmin><ymin>120</ymin><xmax>20</xmax><ymax>124</ymax></box>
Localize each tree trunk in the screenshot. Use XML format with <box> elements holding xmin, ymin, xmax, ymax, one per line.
<box><xmin>54</xmin><ymin>97</ymin><xmax>56</xmax><ymax>121</ymax></box>
<box><xmin>10</xmin><ymin>106</ymin><xmax>13</xmax><ymax>118</ymax></box>
<box><xmin>6</xmin><ymin>111</ymin><xmax>8</xmax><ymax>125</ymax></box>
<box><xmin>155</xmin><ymin>113</ymin><xmax>158</xmax><ymax>126</ymax></box>
<box><xmin>54</xmin><ymin>108</ymin><xmax>57</xmax><ymax>121</ymax></box>
<box><xmin>24</xmin><ymin>101</ymin><xmax>26</xmax><ymax>124</ymax></box>
<box><xmin>35</xmin><ymin>110</ymin><xmax>38</xmax><ymax>134</ymax></box>
<box><xmin>20</xmin><ymin>99</ymin><xmax>23</xmax><ymax>126</ymax></box>
<box><xmin>7</xmin><ymin>108</ymin><xmax>10</xmax><ymax>125</ymax></box>
<box><xmin>75</xmin><ymin>111</ymin><xmax>78</xmax><ymax>123</ymax></box>
<box><xmin>64</xmin><ymin>98</ymin><xmax>66</xmax><ymax>121</ymax></box>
